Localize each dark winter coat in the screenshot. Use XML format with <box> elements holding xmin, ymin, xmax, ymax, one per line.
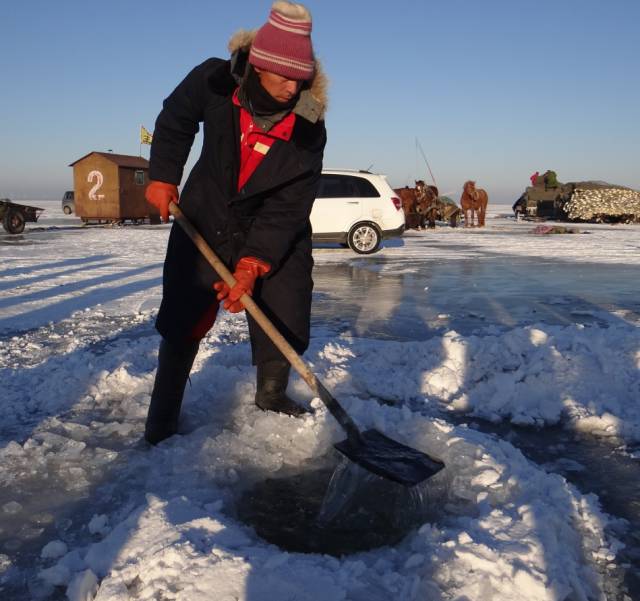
<box><xmin>149</xmin><ymin>32</ymin><xmax>327</xmax><ymax>362</ymax></box>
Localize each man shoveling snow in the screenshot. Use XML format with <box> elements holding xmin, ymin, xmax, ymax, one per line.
<box><xmin>143</xmin><ymin>1</ymin><xmax>327</xmax><ymax>444</ymax></box>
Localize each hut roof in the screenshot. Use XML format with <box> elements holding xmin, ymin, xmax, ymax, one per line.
<box><xmin>69</xmin><ymin>152</ymin><xmax>149</xmax><ymax>169</ymax></box>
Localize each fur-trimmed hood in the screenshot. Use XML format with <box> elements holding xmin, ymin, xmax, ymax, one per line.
<box><xmin>228</xmin><ymin>29</ymin><xmax>328</xmax><ymax>122</ymax></box>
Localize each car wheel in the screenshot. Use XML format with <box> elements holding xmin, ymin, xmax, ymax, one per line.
<box><xmin>3</xmin><ymin>209</ymin><xmax>25</xmax><ymax>234</ymax></box>
<box><xmin>347</xmin><ymin>222</ymin><xmax>381</xmax><ymax>254</ymax></box>
<box><xmin>63</xmin><ymin>205</ymin><xmax>72</xmax><ymax>215</ymax></box>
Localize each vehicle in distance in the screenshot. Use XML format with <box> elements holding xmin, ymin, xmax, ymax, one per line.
<box><xmin>0</xmin><ymin>199</ymin><xmax>44</xmax><ymax>234</ymax></box>
<box><xmin>310</xmin><ymin>170</ymin><xmax>404</xmax><ymax>254</ymax></box>
<box><xmin>62</xmin><ymin>190</ymin><xmax>75</xmax><ymax>215</ymax></box>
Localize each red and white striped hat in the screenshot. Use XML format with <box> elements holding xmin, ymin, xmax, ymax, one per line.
<box><xmin>249</xmin><ymin>1</ymin><xmax>315</xmax><ymax>81</ymax></box>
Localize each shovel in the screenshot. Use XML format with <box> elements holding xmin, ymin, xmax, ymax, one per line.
<box><xmin>169</xmin><ymin>202</ymin><xmax>444</xmax><ymax>486</ymax></box>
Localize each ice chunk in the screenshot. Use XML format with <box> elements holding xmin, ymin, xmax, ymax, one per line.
<box><xmin>61</xmin><ymin>422</ymin><xmax>91</xmax><ymax>441</ymax></box>
<box><xmin>97</xmin><ymin>422</ymin><xmax>135</xmax><ymax>437</ymax></box>
<box><xmin>92</xmin><ymin>448</ymin><xmax>119</xmax><ymax>466</ymax></box>
<box><xmin>94</xmin><ymin>576</ymin><xmax>130</xmax><ymax>601</ymax></box>
<box><xmin>3</xmin><ymin>501</ymin><xmax>22</xmax><ymax>514</ymax></box>
<box><xmin>67</xmin><ymin>569</ymin><xmax>98</xmax><ymax>601</ymax></box>
<box><xmin>32</xmin><ymin>512</ymin><xmax>55</xmax><ymax>525</ymax></box>
<box><xmin>59</xmin><ymin>439</ymin><xmax>87</xmax><ymax>460</ymax></box>
<box><xmin>471</xmin><ymin>469</ymin><xmax>501</xmax><ymax>487</ymax></box>
<box><xmin>88</xmin><ymin>514</ymin><xmax>110</xmax><ymax>536</ymax></box>
<box><xmin>404</xmin><ymin>553</ymin><xmax>425</xmax><ymax>569</ymax></box>
<box><xmin>56</xmin><ymin>518</ymin><xmax>73</xmax><ymax>532</ymax></box>
<box><xmin>34</xmin><ymin>431</ymin><xmax>70</xmax><ymax>451</ymax></box>
<box><xmin>39</xmin><ymin>563</ymin><xmax>71</xmax><ymax>587</ymax></box>
<box><xmin>528</xmin><ymin>328</ymin><xmax>549</xmax><ymax>346</ymax></box>
<box><xmin>2</xmin><ymin>441</ymin><xmax>25</xmax><ymax>456</ymax></box>
<box><xmin>0</xmin><ymin>553</ymin><xmax>11</xmax><ymax>573</ymax></box>
<box><xmin>21</xmin><ymin>525</ymin><xmax>45</xmax><ymax>540</ymax></box>
<box><xmin>41</xmin><ymin>540</ymin><xmax>68</xmax><ymax>559</ymax></box>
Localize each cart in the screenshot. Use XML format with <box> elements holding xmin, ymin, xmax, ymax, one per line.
<box><xmin>0</xmin><ymin>199</ymin><xmax>45</xmax><ymax>234</ymax></box>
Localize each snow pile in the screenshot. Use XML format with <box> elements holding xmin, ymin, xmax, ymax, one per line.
<box><xmin>0</xmin><ymin>320</ymin><xmax>627</xmax><ymax>600</ymax></box>
<box><xmin>0</xmin><ymin>317</ymin><xmax>628</xmax><ymax>599</ymax></box>
<box><xmin>305</xmin><ymin>323</ymin><xmax>640</xmax><ymax>441</ymax></box>
<box><xmin>30</xmin><ymin>406</ymin><xmax>617</xmax><ymax>601</ymax></box>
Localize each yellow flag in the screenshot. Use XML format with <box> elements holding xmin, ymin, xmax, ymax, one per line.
<box><xmin>140</xmin><ymin>125</ymin><xmax>153</xmax><ymax>145</ymax></box>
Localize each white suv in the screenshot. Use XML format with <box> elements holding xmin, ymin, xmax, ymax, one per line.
<box><xmin>310</xmin><ymin>169</ymin><xmax>405</xmax><ymax>254</ymax></box>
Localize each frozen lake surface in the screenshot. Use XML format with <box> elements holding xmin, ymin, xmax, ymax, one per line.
<box><xmin>1</xmin><ymin>202</ymin><xmax>639</xmax><ymax>600</ymax></box>
<box><xmin>312</xmin><ymin>252</ymin><xmax>640</xmax><ymax>338</ymax></box>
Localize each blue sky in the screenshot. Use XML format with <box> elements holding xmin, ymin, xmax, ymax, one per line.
<box><xmin>1</xmin><ymin>0</ymin><xmax>638</xmax><ymax>204</ymax></box>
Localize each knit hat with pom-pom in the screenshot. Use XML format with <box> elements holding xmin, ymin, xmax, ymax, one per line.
<box><xmin>249</xmin><ymin>1</ymin><xmax>315</xmax><ymax>81</ymax></box>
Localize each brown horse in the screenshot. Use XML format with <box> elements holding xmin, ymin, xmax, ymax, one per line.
<box><xmin>394</xmin><ymin>185</ymin><xmax>422</xmax><ymax>229</ymax></box>
<box><xmin>460</xmin><ymin>180</ymin><xmax>489</xmax><ymax>227</ymax></box>
<box><xmin>415</xmin><ymin>180</ymin><xmax>439</xmax><ymax>229</ymax></box>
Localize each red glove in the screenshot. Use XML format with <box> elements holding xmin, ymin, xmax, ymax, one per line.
<box><xmin>214</xmin><ymin>257</ymin><xmax>271</xmax><ymax>313</ymax></box>
<box><xmin>145</xmin><ymin>180</ymin><xmax>179</xmax><ymax>223</ymax></box>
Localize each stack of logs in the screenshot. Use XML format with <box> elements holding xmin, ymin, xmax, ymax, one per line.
<box><xmin>565</xmin><ymin>187</ymin><xmax>640</xmax><ymax>222</ymax></box>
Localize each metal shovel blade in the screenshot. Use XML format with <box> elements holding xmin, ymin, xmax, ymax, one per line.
<box><xmin>334</xmin><ymin>429</ymin><xmax>445</xmax><ymax>487</ymax></box>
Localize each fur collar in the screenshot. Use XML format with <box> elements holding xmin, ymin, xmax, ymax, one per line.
<box><xmin>228</xmin><ymin>29</ymin><xmax>328</xmax><ymax>122</ymax></box>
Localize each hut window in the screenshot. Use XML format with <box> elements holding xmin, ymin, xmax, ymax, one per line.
<box><xmin>135</xmin><ymin>170</ymin><xmax>145</xmax><ymax>185</ymax></box>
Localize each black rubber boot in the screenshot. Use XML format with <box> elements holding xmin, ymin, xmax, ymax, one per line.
<box><xmin>144</xmin><ymin>338</ymin><xmax>199</xmax><ymax>445</ymax></box>
<box><xmin>255</xmin><ymin>360</ymin><xmax>307</xmax><ymax>417</ymax></box>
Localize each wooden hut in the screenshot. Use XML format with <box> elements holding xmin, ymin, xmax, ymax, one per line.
<box><xmin>69</xmin><ymin>152</ymin><xmax>159</xmax><ymax>223</ymax></box>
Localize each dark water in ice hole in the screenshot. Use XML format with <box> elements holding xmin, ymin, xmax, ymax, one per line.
<box><xmin>236</xmin><ymin>454</ymin><xmax>450</xmax><ymax>557</ymax></box>
<box><xmin>235</xmin><ymin>424</ymin><xmax>640</xmax><ymax>600</ymax></box>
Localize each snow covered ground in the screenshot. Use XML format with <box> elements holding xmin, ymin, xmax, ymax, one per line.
<box><xmin>1</xmin><ymin>202</ymin><xmax>639</xmax><ymax>600</ymax></box>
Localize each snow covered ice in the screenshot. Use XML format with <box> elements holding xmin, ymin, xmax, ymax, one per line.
<box><xmin>1</xmin><ymin>202</ymin><xmax>639</xmax><ymax>600</ymax></box>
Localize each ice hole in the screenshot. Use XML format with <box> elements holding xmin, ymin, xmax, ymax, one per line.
<box><xmin>236</xmin><ymin>455</ymin><xmax>449</xmax><ymax>556</ymax></box>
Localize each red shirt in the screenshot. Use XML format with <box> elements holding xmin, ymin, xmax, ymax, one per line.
<box><xmin>233</xmin><ymin>89</ymin><xmax>296</xmax><ymax>191</ymax></box>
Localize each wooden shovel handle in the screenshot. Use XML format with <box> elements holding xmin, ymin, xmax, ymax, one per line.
<box><xmin>168</xmin><ymin>202</ymin><xmax>360</xmax><ymax>435</ymax></box>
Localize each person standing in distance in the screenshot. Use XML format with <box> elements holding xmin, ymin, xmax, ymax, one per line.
<box><xmin>144</xmin><ymin>1</ymin><xmax>327</xmax><ymax>444</ymax></box>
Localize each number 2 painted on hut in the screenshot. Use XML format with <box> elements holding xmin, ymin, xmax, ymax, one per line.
<box><xmin>88</xmin><ymin>170</ymin><xmax>105</xmax><ymax>200</ymax></box>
